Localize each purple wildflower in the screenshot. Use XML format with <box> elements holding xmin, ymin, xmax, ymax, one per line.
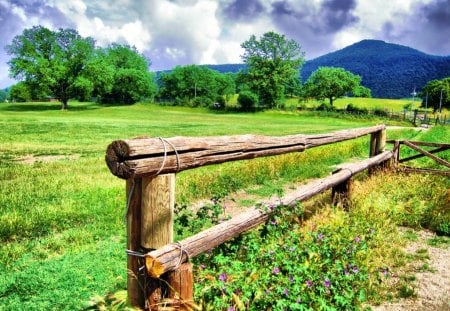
<box><xmin>289</xmin><ymin>275</ymin><xmax>294</xmax><ymax>282</ymax></box>
<box><xmin>352</xmin><ymin>266</ymin><xmax>359</xmax><ymax>274</ymax></box>
<box><xmin>271</xmin><ymin>219</ymin><xmax>277</xmax><ymax>225</ymax></box>
<box><xmin>273</xmin><ymin>267</ymin><xmax>280</xmax><ymax>275</ymax></box>
<box><xmin>200</xmin><ymin>264</ymin><xmax>206</xmax><ymax>269</ymax></box>
<box><xmin>227</xmin><ymin>307</ymin><xmax>235</xmax><ymax>311</ymax></box>
<box><xmin>306</xmin><ymin>280</ymin><xmax>313</xmax><ymax>287</ymax></box>
<box><xmin>317</xmin><ymin>233</ymin><xmax>324</xmax><ymax>241</ymax></box>
<box><xmin>324</xmin><ymin>279</ymin><xmax>331</xmax><ymax>288</ymax></box>
<box><xmin>344</xmin><ymin>269</ymin><xmax>349</xmax><ymax>276</ymax></box>
<box><xmin>218</xmin><ymin>273</ymin><xmax>227</xmax><ymax>282</ymax></box>
<box><xmin>383</xmin><ymin>268</ymin><xmax>389</xmax><ymax>277</ymax></box>
<box><xmin>269</xmin><ymin>204</ymin><xmax>276</xmax><ymax>211</ymax></box>
<box><xmin>354</xmin><ymin>236</ymin><xmax>361</xmax><ymax>243</ymax></box>
<box><xmin>283</xmin><ymin>288</ymin><xmax>289</xmax><ymax>296</ymax></box>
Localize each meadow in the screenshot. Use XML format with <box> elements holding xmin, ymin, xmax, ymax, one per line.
<box><xmin>0</xmin><ymin>100</ymin><xmax>448</xmax><ymax>310</ymax></box>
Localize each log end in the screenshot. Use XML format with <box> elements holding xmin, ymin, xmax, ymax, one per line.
<box><xmin>146</xmin><ymin>256</ymin><xmax>165</xmax><ymax>278</ymax></box>
<box><xmin>105</xmin><ymin>141</ymin><xmax>134</xmax><ymax>179</ymax></box>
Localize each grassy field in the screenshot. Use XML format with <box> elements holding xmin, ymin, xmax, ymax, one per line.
<box><xmin>0</xmin><ymin>101</ymin><xmax>448</xmax><ymax>309</ymax></box>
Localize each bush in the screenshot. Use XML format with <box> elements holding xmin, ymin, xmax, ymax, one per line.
<box><xmin>346</xmin><ymin>103</ymin><xmax>368</xmax><ymax>114</ymax></box>
<box><xmin>316</xmin><ymin>102</ymin><xmax>334</xmax><ymax>111</ymax></box>
<box><xmin>237</xmin><ymin>91</ymin><xmax>258</xmax><ymax>111</ymax></box>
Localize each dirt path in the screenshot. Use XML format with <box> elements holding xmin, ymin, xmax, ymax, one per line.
<box><xmin>371</xmin><ymin>229</ymin><xmax>450</xmax><ymax>311</ymax></box>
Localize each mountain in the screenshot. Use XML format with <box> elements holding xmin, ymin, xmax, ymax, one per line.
<box><xmin>203</xmin><ymin>40</ymin><xmax>450</xmax><ymax>99</ymax></box>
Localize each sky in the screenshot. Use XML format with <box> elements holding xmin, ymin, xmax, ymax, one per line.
<box><xmin>1</xmin><ymin>0</ymin><xmax>450</xmax><ymax>88</ymax></box>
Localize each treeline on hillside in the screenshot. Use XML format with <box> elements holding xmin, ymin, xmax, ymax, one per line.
<box><xmin>3</xmin><ymin>27</ymin><xmax>449</xmax><ymax>111</ymax></box>
<box><xmin>205</xmin><ymin>40</ymin><xmax>450</xmax><ymax>100</ymax></box>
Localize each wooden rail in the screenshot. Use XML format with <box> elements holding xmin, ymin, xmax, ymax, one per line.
<box><xmin>106</xmin><ymin>125</ymin><xmax>388</xmax><ymax>310</ymax></box>
<box><xmin>106</xmin><ymin>125</ymin><xmax>385</xmax><ymax>179</ymax></box>
<box><xmin>388</xmin><ymin>140</ymin><xmax>450</xmax><ymax>176</ymax></box>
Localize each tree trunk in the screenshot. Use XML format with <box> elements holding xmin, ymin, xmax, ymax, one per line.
<box><xmin>329</xmin><ymin>96</ymin><xmax>333</xmax><ymax>107</ymax></box>
<box><xmin>61</xmin><ymin>99</ymin><xmax>68</xmax><ymax>110</ymax></box>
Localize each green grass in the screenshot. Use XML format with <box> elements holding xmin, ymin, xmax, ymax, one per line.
<box><xmin>0</xmin><ymin>101</ymin><xmax>448</xmax><ymax>309</ymax></box>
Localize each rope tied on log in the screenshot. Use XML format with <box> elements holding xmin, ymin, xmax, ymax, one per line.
<box><xmin>124</xmin><ymin>137</ymin><xmax>181</xmax><ymax>220</ymax></box>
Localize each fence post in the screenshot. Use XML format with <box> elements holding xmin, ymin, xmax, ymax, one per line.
<box><xmin>369</xmin><ymin>129</ymin><xmax>386</xmax><ymax>174</ymax></box>
<box><xmin>393</xmin><ymin>140</ymin><xmax>400</xmax><ymax>168</ymax></box>
<box><xmin>126</xmin><ymin>178</ymin><xmax>144</xmax><ymax>308</ymax></box>
<box><xmin>167</xmin><ymin>263</ymin><xmax>194</xmax><ymax>310</ymax></box>
<box><xmin>331</xmin><ymin>174</ymin><xmax>351</xmax><ymax>211</ymax></box>
<box><xmin>141</xmin><ymin>174</ymin><xmax>176</xmax><ymax>310</ymax></box>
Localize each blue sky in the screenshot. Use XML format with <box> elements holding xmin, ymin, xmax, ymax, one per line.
<box><xmin>1</xmin><ymin>0</ymin><xmax>449</xmax><ymax>88</ymax></box>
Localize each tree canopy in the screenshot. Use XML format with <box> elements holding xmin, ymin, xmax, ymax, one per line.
<box><xmin>158</xmin><ymin>65</ymin><xmax>235</xmax><ymax>107</ymax></box>
<box><xmin>240</xmin><ymin>31</ymin><xmax>304</xmax><ymax>108</ymax></box>
<box><xmin>6</xmin><ymin>26</ymin><xmax>157</xmax><ymax>108</ymax></box>
<box><xmin>419</xmin><ymin>77</ymin><xmax>450</xmax><ymax>112</ymax></box>
<box><xmin>6</xmin><ymin>26</ymin><xmax>95</xmax><ymax>109</ymax></box>
<box><xmin>303</xmin><ymin>67</ymin><xmax>362</xmax><ymax>106</ymax></box>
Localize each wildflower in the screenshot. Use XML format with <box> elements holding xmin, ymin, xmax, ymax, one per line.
<box><xmin>344</xmin><ymin>269</ymin><xmax>350</xmax><ymax>276</ymax></box>
<box><xmin>289</xmin><ymin>275</ymin><xmax>294</xmax><ymax>282</ymax></box>
<box><xmin>269</xmin><ymin>250</ymin><xmax>274</xmax><ymax>256</ymax></box>
<box><xmin>324</xmin><ymin>279</ymin><xmax>331</xmax><ymax>288</ymax></box>
<box><xmin>271</xmin><ymin>219</ymin><xmax>277</xmax><ymax>225</ymax></box>
<box><xmin>354</xmin><ymin>236</ymin><xmax>361</xmax><ymax>243</ymax></box>
<box><xmin>306</xmin><ymin>280</ymin><xmax>313</xmax><ymax>287</ymax></box>
<box><xmin>352</xmin><ymin>266</ymin><xmax>359</xmax><ymax>274</ymax></box>
<box><xmin>218</xmin><ymin>273</ymin><xmax>227</xmax><ymax>282</ymax></box>
<box><xmin>273</xmin><ymin>267</ymin><xmax>280</xmax><ymax>275</ymax></box>
<box><xmin>265</xmin><ymin>289</ymin><xmax>271</xmax><ymax>294</ymax></box>
<box><xmin>383</xmin><ymin>268</ymin><xmax>389</xmax><ymax>277</ymax></box>
<box><xmin>317</xmin><ymin>233</ymin><xmax>324</xmax><ymax>241</ymax></box>
<box><xmin>297</xmin><ymin>298</ymin><xmax>302</xmax><ymax>303</ymax></box>
<box><xmin>283</xmin><ymin>288</ymin><xmax>289</xmax><ymax>296</ymax></box>
<box><xmin>200</xmin><ymin>264</ymin><xmax>206</xmax><ymax>269</ymax></box>
<box><xmin>227</xmin><ymin>307</ymin><xmax>235</xmax><ymax>311</ymax></box>
<box><xmin>289</xmin><ymin>246</ymin><xmax>296</xmax><ymax>252</ymax></box>
<box><xmin>369</xmin><ymin>228</ymin><xmax>375</xmax><ymax>234</ymax></box>
<box><xmin>269</xmin><ymin>204</ymin><xmax>276</xmax><ymax>211</ymax></box>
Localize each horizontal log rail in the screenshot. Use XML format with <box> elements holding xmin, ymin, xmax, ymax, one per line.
<box><xmin>144</xmin><ymin>150</ymin><xmax>393</xmax><ymax>278</ymax></box>
<box><xmin>106</xmin><ymin>125</ymin><xmax>385</xmax><ymax>179</ymax></box>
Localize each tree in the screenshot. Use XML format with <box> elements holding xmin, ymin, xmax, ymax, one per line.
<box><xmin>0</xmin><ymin>89</ymin><xmax>7</xmax><ymax>103</ymax></box>
<box><xmin>303</xmin><ymin>67</ymin><xmax>361</xmax><ymax>106</ymax></box>
<box><xmin>6</xmin><ymin>26</ymin><xmax>95</xmax><ymax>110</ymax></box>
<box><xmin>158</xmin><ymin>65</ymin><xmax>234</xmax><ymax>107</ymax></box>
<box><xmin>419</xmin><ymin>78</ymin><xmax>450</xmax><ymax>112</ymax></box>
<box><xmin>9</xmin><ymin>82</ymin><xmax>31</xmax><ymax>102</ymax></box>
<box><xmin>96</xmin><ymin>44</ymin><xmax>157</xmax><ymax>104</ymax></box>
<box><xmin>352</xmin><ymin>85</ymin><xmax>372</xmax><ymax>98</ymax></box>
<box><xmin>240</xmin><ymin>31</ymin><xmax>304</xmax><ymax>108</ymax></box>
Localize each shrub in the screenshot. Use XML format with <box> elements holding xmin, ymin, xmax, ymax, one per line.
<box><xmin>237</xmin><ymin>91</ymin><xmax>258</xmax><ymax>111</ymax></box>
<box><xmin>316</xmin><ymin>102</ymin><xmax>334</xmax><ymax>111</ymax></box>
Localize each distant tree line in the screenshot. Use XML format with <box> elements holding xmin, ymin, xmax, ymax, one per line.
<box><xmin>6</xmin><ymin>26</ymin><xmax>156</xmax><ymax>109</ymax></box>
<box><xmin>9</xmin><ymin>27</ymin><xmax>447</xmax><ymax>111</ymax></box>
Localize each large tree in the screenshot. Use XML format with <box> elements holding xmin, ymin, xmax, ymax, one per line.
<box><xmin>240</xmin><ymin>31</ymin><xmax>304</xmax><ymax>108</ymax></box>
<box><xmin>6</xmin><ymin>26</ymin><xmax>95</xmax><ymax>110</ymax></box>
<box><xmin>419</xmin><ymin>78</ymin><xmax>450</xmax><ymax>112</ymax></box>
<box><xmin>94</xmin><ymin>44</ymin><xmax>157</xmax><ymax>104</ymax></box>
<box><xmin>158</xmin><ymin>65</ymin><xmax>234</xmax><ymax>106</ymax></box>
<box><xmin>303</xmin><ymin>67</ymin><xmax>362</xmax><ymax>106</ymax></box>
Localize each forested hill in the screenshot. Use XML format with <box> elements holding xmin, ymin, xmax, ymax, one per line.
<box><xmin>204</xmin><ymin>40</ymin><xmax>450</xmax><ymax>99</ymax></box>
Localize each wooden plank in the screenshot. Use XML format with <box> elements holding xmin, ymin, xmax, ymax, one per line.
<box><xmin>399</xmin><ymin>146</ymin><xmax>449</xmax><ymax>163</ymax></box>
<box><xmin>141</xmin><ymin>174</ymin><xmax>176</xmax><ymax>310</ymax></box>
<box><xmin>144</xmin><ymin>151</ymin><xmax>393</xmax><ymax>277</ymax></box>
<box><xmin>397</xmin><ymin>167</ymin><xmax>450</xmax><ymax>176</ymax></box>
<box><xmin>403</xmin><ymin>141</ymin><xmax>450</xmax><ymax>168</ymax></box>
<box><xmin>126</xmin><ymin>178</ymin><xmax>144</xmax><ymax>308</ymax></box>
<box><xmin>387</xmin><ymin>140</ymin><xmax>450</xmax><ymax>148</ymax></box>
<box><xmin>166</xmin><ymin>263</ymin><xmax>194</xmax><ymax>310</ymax></box>
<box><xmin>106</xmin><ymin>125</ymin><xmax>386</xmax><ymax>179</ymax></box>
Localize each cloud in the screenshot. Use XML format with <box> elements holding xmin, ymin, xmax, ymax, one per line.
<box><xmin>381</xmin><ymin>0</ymin><xmax>450</xmax><ymax>55</ymax></box>
<box><xmin>222</xmin><ymin>0</ymin><xmax>266</xmax><ymax>22</ymax></box>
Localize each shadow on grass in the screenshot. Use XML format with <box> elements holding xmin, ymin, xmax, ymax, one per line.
<box><xmin>0</xmin><ymin>102</ymin><xmax>102</xmax><ymax>112</ymax></box>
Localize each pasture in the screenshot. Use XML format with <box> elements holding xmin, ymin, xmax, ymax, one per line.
<box><xmin>0</xmin><ymin>101</ymin><xmax>448</xmax><ymax>309</ymax></box>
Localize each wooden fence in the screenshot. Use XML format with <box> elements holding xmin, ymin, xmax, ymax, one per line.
<box><xmin>105</xmin><ymin>125</ymin><xmax>390</xmax><ymax>310</ymax></box>
<box><xmin>388</xmin><ymin>140</ymin><xmax>450</xmax><ymax>176</ymax></box>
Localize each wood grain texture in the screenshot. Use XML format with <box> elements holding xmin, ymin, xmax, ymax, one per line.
<box><xmin>106</xmin><ymin>125</ymin><xmax>386</xmax><ymax>179</ymax></box>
